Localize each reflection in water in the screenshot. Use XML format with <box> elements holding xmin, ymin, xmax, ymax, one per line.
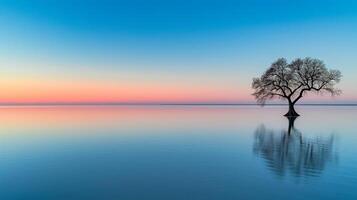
<box><xmin>253</xmin><ymin>117</ymin><xmax>337</xmax><ymax>178</ymax></box>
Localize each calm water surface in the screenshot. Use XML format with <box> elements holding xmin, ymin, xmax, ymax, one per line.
<box><xmin>0</xmin><ymin>106</ymin><xmax>356</xmax><ymax>199</ymax></box>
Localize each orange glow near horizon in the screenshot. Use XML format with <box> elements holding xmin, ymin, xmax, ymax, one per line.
<box><xmin>0</xmin><ymin>77</ymin><xmax>251</xmax><ymax>103</ymax></box>
<box><xmin>0</xmin><ymin>72</ymin><xmax>353</xmax><ymax>104</ymax></box>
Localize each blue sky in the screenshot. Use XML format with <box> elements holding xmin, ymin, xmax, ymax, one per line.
<box><xmin>0</xmin><ymin>0</ymin><xmax>357</xmax><ymax>103</ymax></box>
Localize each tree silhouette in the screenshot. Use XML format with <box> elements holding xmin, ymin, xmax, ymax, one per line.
<box><xmin>252</xmin><ymin>58</ymin><xmax>342</xmax><ymax>116</ymax></box>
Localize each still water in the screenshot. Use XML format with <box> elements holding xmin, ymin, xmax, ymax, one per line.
<box><xmin>0</xmin><ymin>106</ymin><xmax>356</xmax><ymax>199</ymax></box>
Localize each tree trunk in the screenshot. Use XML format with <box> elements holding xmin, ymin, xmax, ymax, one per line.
<box><xmin>284</xmin><ymin>102</ymin><xmax>300</xmax><ymax>117</ymax></box>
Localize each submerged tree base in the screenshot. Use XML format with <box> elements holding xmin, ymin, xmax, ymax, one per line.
<box><xmin>284</xmin><ymin>112</ymin><xmax>300</xmax><ymax>117</ymax></box>
<box><xmin>284</xmin><ymin>104</ymin><xmax>300</xmax><ymax>117</ymax></box>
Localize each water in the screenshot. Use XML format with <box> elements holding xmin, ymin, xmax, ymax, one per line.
<box><xmin>0</xmin><ymin>105</ymin><xmax>356</xmax><ymax>199</ymax></box>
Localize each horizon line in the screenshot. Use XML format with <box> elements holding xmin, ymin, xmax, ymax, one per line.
<box><xmin>0</xmin><ymin>103</ymin><xmax>356</xmax><ymax>106</ymax></box>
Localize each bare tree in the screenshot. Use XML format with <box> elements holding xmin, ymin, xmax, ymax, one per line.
<box><xmin>252</xmin><ymin>58</ymin><xmax>342</xmax><ymax>116</ymax></box>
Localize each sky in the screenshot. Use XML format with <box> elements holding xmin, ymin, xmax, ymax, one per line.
<box><xmin>0</xmin><ymin>0</ymin><xmax>357</xmax><ymax>104</ymax></box>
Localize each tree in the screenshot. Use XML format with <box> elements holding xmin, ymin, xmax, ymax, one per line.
<box><xmin>252</xmin><ymin>57</ymin><xmax>342</xmax><ymax>116</ymax></box>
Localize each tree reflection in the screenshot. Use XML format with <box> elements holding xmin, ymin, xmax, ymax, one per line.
<box><xmin>253</xmin><ymin>117</ymin><xmax>337</xmax><ymax>178</ymax></box>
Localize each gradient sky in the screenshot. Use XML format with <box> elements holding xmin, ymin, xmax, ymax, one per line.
<box><xmin>0</xmin><ymin>0</ymin><xmax>357</xmax><ymax>104</ymax></box>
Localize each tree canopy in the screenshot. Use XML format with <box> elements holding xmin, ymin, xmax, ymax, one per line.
<box><xmin>252</xmin><ymin>57</ymin><xmax>342</xmax><ymax>106</ymax></box>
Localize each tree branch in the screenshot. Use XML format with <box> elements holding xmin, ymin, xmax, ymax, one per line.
<box><xmin>292</xmin><ymin>87</ymin><xmax>311</xmax><ymax>104</ymax></box>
